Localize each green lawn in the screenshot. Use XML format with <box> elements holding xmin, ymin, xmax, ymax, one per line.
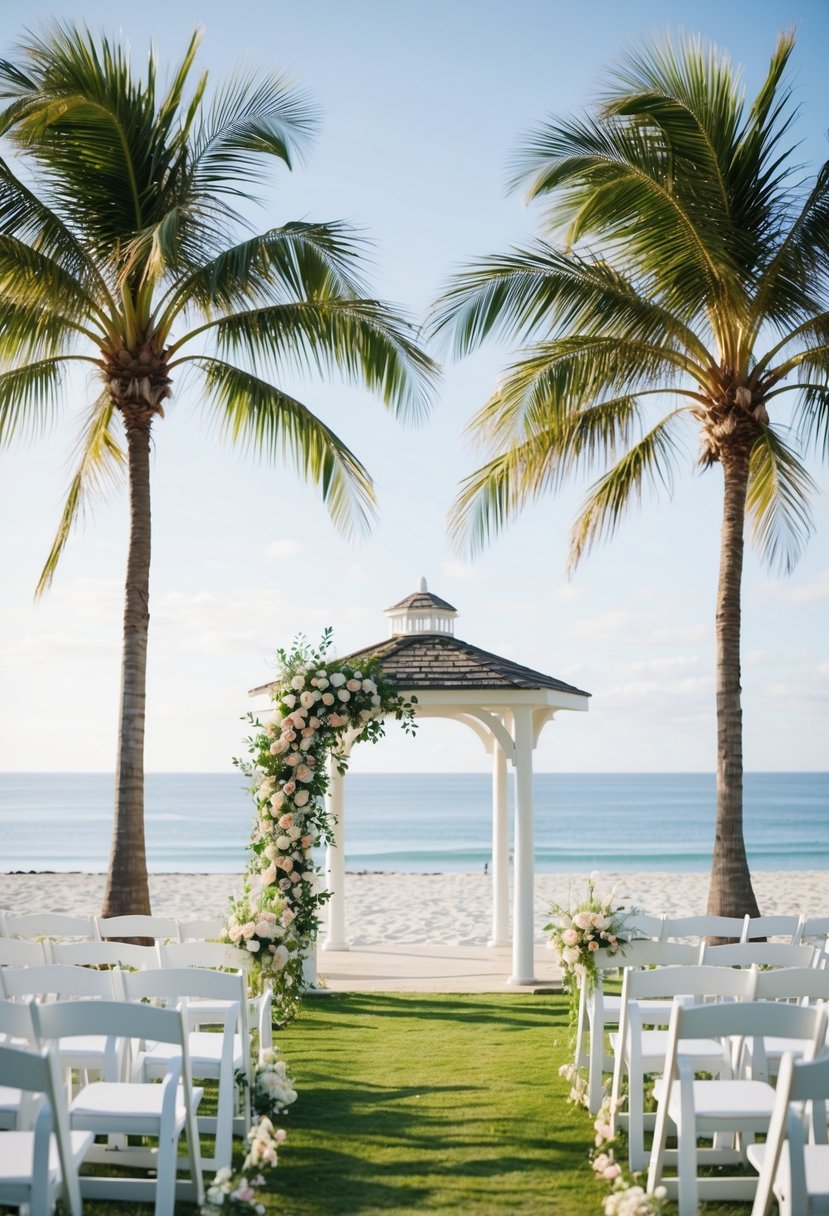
<box><xmin>44</xmin><ymin>991</ymin><xmax>756</xmax><ymax>1216</ymax></box>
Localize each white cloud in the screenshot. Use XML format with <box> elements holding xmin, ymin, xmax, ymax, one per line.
<box><xmin>263</xmin><ymin>538</ymin><xmax>301</xmax><ymax>560</ymax></box>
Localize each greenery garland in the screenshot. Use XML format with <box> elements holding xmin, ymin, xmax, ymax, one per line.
<box><xmin>225</xmin><ymin>629</ymin><xmax>416</xmax><ymax>1016</ymax></box>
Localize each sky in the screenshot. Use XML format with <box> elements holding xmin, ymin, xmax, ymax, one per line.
<box><xmin>0</xmin><ymin>0</ymin><xmax>827</xmax><ymax>777</ymax></box>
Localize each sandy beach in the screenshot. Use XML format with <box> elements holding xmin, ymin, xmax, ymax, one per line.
<box><xmin>0</xmin><ymin>870</ymin><xmax>825</xmax><ymax>946</ymax></box>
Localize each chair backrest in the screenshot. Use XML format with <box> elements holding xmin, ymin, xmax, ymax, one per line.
<box><xmin>669</xmin><ymin>998</ymin><xmax>827</xmax><ymax>1060</ymax></box>
<box><xmin>752</xmin><ymin>966</ymin><xmax>829</xmax><ymax>1003</ymax></box>
<box><xmin>0</xmin><ymin>938</ymin><xmax>49</xmax><ymax>967</ymax></box>
<box><xmin>0</xmin><ymin>1039</ymin><xmax>82</xmax><ymax>1216</ymax></box>
<box><xmin>177</xmin><ymin>917</ymin><xmax>225</xmax><ymax>940</ymax></box>
<box><xmin>97</xmin><ymin>914</ymin><xmax>180</xmax><ymax>941</ymax></box>
<box><xmin>800</xmin><ymin>915</ymin><xmax>829</xmax><ymax>942</ymax></box>
<box><xmin>32</xmin><ymin>996</ymin><xmax>189</xmax><ymax>1052</ymax></box>
<box><xmin>700</xmin><ymin>941</ymin><xmax>817</xmax><ymax>968</ymax></box>
<box><xmin>52</xmin><ymin>940</ymin><xmax>160</xmax><ymax>969</ymax></box>
<box><xmin>742</xmin><ymin>915</ymin><xmax>804</xmax><ymax>943</ymax></box>
<box><xmin>610</xmin><ymin>939</ymin><xmax>701</xmax><ymax>969</ymax></box>
<box><xmin>160</xmin><ymin>940</ymin><xmax>252</xmax><ymax>972</ymax></box>
<box><xmin>121</xmin><ymin>965</ymin><xmax>247</xmax><ymax>1006</ymax></box>
<box><xmin>622</xmin><ymin>963</ymin><xmax>758</xmax><ymax>1004</ymax></box>
<box><xmin>3</xmin><ymin>913</ymin><xmax>101</xmax><ymax>940</ymax></box>
<box><xmin>662</xmin><ymin>914</ymin><xmax>749</xmax><ymax>941</ymax></box>
<box><xmin>0</xmin><ymin>997</ymin><xmax>37</xmax><ymax>1042</ymax></box>
<box><xmin>750</xmin><ymin>1051</ymin><xmax>829</xmax><ymax>1216</ymax></box>
<box><xmin>622</xmin><ymin>912</ymin><xmax>666</xmax><ymax>940</ymax></box>
<box><xmin>1</xmin><ymin>963</ymin><xmax>123</xmax><ymax>1002</ymax></box>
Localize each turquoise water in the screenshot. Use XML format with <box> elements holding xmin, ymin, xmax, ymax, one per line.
<box><xmin>0</xmin><ymin>772</ymin><xmax>826</xmax><ymax>874</ymax></box>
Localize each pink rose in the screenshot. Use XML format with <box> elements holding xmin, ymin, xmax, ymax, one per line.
<box><xmin>301</xmin><ymin>835</ymin><xmax>312</xmax><ymax>848</ymax></box>
<box><xmin>321</xmin><ymin>692</ymin><xmax>335</xmax><ymax>706</ymax></box>
<box><xmin>300</xmin><ymin>691</ymin><xmax>316</xmax><ymax>709</ymax></box>
<box><xmin>296</xmin><ymin>764</ymin><xmax>313</xmax><ymax>783</ymax></box>
<box><xmin>337</xmin><ymin>689</ymin><xmax>350</xmax><ymax>702</ymax></box>
<box><xmin>282</xmin><ymin>907</ymin><xmax>296</xmax><ymax>925</ymax></box>
<box><xmin>261</xmin><ymin>864</ymin><xmax>277</xmax><ymax>886</ymax></box>
<box><xmin>308</xmin><ymin>716</ymin><xmax>321</xmax><ymax>729</ymax></box>
<box><xmin>283</xmin><ymin>729</ymin><xmax>296</xmax><ymax>742</ymax></box>
<box><xmin>283</xmin><ymin>780</ymin><xmax>296</xmax><ymax>795</ymax></box>
<box><xmin>279</xmin><ymin>878</ymin><xmax>291</xmax><ymax>891</ymax></box>
<box><xmin>289</xmin><ymin>871</ymin><xmax>301</xmax><ymax>884</ymax></box>
<box><xmin>278</xmin><ymin>813</ymin><xmax>294</xmax><ymax>829</ymax></box>
<box><xmin>241</xmin><ymin>921</ymin><xmax>256</xmax><ymax>939</ymax></box>
<box><xmin>294</xmin><ymin>789</ymin><xmax>310</xmax><ymax>806</ymax></box>
<box><xmin>346</xmin><ymin>679</ymin><xmax>360</xmax><ymax>692</ymax></box>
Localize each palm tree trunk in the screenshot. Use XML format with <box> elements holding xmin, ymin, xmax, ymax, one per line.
<box><xmin>706</xmin><ymin>445</ymin><xmax>760</xmax><ymax>921</ymax></box>
<box><xmin>102</xmin><ymin>413</ymin><xmax>153</xmax><ymax>918</ymax></box>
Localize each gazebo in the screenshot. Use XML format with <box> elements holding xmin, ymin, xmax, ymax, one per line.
<box><xmin>249</xmin><ymin>579</ymin><xmax>590</xmax><ymax>985</ymax></box>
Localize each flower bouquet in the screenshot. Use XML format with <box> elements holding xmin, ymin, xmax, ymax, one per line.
<box><xmin>545</xmin><ymin>876</ymin><xmax>638</xmax><ymax>999</ymax></box>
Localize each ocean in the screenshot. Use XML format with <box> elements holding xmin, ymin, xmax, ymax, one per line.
<box><xmin>0</xmin><ymin>772</ymin><xmax>826</xmax><ymax>875</ymax></box>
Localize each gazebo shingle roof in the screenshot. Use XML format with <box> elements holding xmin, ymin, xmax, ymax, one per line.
<box><xmin>308</xmin><ymin>633</ymin><xmax>589</xmax><ymax>695</ymax></box>
<box><xmin>384</xmin><ymin>589</ymin><xmax>457</xmax><ymax>614</ymax></box>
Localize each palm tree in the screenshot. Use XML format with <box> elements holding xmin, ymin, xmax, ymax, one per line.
<box><xmin>0</xmin><ymin>25</ymin><xmax>435</xmax><ymax>917</ymax></box>
<box><xmin>430</xmin><ymin>33</ymin><xmax>828</xmax><ymax>918</ymax></box>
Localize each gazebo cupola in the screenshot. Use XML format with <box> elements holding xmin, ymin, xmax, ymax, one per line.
<box><xmin>385</xmin><ymin>577</ymin><xmax>457</xmax><ymax>637</ymax></box>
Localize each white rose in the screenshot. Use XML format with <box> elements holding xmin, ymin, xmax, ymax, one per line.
<box><xmin>290</xmin><ymin>675</ymin><xmax>305</xmax><ymax>690</ymax></box>
<box><xmin>287</xmin><ymin>825</ymin><xmax>301</xmax><ymax>840</ymax></box>
<box><xmin>321</xmin><ymin>692</ymin><xmax>335</xmax><ymax>705</ymax></box>
<box><xmin>329</xmin><ymin>672</ymin><xmax>346</xmax><ymax>687</ymax></box>
<box><xmin>282</xmin><ymin>694</ymin><xmax>296</xmax><ymax>709</ymax></box>
<box><xmin>337</xmin><ymin>689</ymin><xmax>350</xmax><ymax>702</ymax></box>
<box><xmin>346</xmin><ymin>678</ymin><xmax>361</xmax><ymax>692</ymax></box>
<box><xmin>276</xmin><ymin>835</ymin><xmax>291</xmax><ymax>849</ymax></box>
<box><xmin>247</xmin><ymin>939</ymin><xmax>261</xmax><ymax>952</ymax></box>
<box><xmin>316</xmin><ymin>677</ymin><xmax>329</xmax><ymax>690</ymax></box>
<box><xmin>371</xmin><ymin>694</ymin><xmax>381</xmax><ymax>706</ymax></box>
<box><xmin>293</xmin><ymin>789</ymin><xmax>309</xmax><ymax>807</ymax></box>
<box><xmin>362</xmin><ymin>679</ymin><xmax>376</xmax><ymax>693</ymax></box>
<box><xmin>300</xmin><ymin>691</ymin><xmax>315</xmax><ymax>709</ymax></box>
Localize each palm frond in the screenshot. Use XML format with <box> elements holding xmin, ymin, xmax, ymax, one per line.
<box><xmin>35</xmin><ymin>395</ymin><xmax>125</xmax><ymax>595</ymax></box>
<box><xmin>0</xmin><ymin>234</ymin><xmax>103</xmax><ymax>335</ymax></box>
<box><xmin>0</xmin><ymin>356</ymin><xmax>73</xmax><ymax>444</ymax></box>
<box><xmin>191</xmin><ymin>357</ymin><xmax>376</xmax><ymax>539</ymax></box>
<box><xmin>175</xmin><ymin>298</ymin><xmax>437</xmax><ymax>425</ymax></box>
<box><xmin>568</xmin><ymin>415</ymin><xmax>685</xmax><ymax>570</ymax></box>
<box><xmin>190</xmin><ymin>71</ymin><xmax>318</xmax><ymax>193</ymax></box>
<box><xmin>793</xmin><ymin>382</ymin><xmax>829</xmax><ymax>460</ymax></box>
<box><xmin>157</xmin><ymin>222</ymin><xmax>369</xmax><ymax>325</ymax></box>
<box><xmin>745</xmin><ymin>427</ymin><xmax>816</xmax><ymax>574</ymax></box>
<box><xmin>429</xmin><ymin>243</ymin><xmax>712</xmax><ymax>365</ymax></box>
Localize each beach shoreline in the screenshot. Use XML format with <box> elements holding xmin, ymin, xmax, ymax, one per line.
<box><xmin>1</xmin><ymin>870</ymin><xmax>825</xmax><ymax>946</ymax></box>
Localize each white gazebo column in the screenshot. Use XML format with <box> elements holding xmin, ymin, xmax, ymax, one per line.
<box><xmin>322</xmin><ymin>759</ymin><xmax>348</xmax><ymax>951</ymax></box>
<box><xmin>509</xmin><ymin>704</ymin><xmax>537</xmax><ymax>984</ymax></box>
<box><xmin>488</xmin><ymin>740</ymin><xmax>510</xmax><ymax>947</ymax></box>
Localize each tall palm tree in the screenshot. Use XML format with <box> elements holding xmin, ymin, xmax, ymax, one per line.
<box><xmin>0</xmin><ymin>25</ymin><xmax>435</xmax><ymax>917</ymax></box>
<box><xmin>431</xmin><ymin>33</ymin><xmax>828</xmax><ymax>918</ymax></box>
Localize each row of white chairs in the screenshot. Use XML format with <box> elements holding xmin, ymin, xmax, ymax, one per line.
<box><xmin>0</xmin><ymin>962</ymin><xmax>254</xmax><ymax>1177</ymax></box>
<box><xmin>0</xmin><ymin>911</ymin><xmax>224</xmax><ymax>943</ymax></box>
<box><xmin>1</xmin><ymin>995</ymin><xmax>208</xmax><ymax>1216</ymax></box>
<box><xmin>609</xmin><ymin>963</ymin><xmax>829</xmax><ymax>1173</ymax></box>
<box><xmin>0</xmin><ymin>939</ymin><xmax>274</xmax><ymax>1053</ymax></box>
<box><xmin>577</xmin><ymin>937</ymin><xmax>824</xmax><ymax>1113</ymax></box>
<box><xmin>626</xmin><ymin>910</ymin><xmax>829</xmax><ymax>946</ymax></box>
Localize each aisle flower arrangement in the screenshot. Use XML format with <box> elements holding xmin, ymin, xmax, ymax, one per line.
<box><xmin>202</xmin><ymin>1116</ymin><xmax>286</xmax><ymax>1215</ymax></box>
<box><xmin>225</xmin><ymin>629</ymin><xmax>416</xmax><ymax>1016</ymax></box>
<box><xmin>544</xmin><ymin>875</ymin><xmax>637</xmax><ymax>1000</ymax></box>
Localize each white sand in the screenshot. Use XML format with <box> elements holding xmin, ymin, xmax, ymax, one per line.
<box><xmin>0</xmin><ymin>870</ymin><xmax>826</xmax><ymax>946</ymax></box>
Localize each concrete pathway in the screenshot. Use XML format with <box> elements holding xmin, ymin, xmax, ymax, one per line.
<box><xmin>310</xmin><ymin>941</ymin><xmax>564</xmax><ymax>994</ymax></box>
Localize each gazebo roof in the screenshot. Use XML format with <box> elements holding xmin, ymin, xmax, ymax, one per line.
<box><xmin>334</xmin><ymin>632</ymin><xmax>589</xmax><ymax>695</ymax></box>
<box><xmin>385</xmin><ymin>589</ymin><xmax>457</xmax><ymax>614</ymax></box>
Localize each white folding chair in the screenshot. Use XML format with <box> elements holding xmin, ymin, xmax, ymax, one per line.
<box><xmin>121</xmin><ymin>967</ymin><xmax>252</xmax><ymax>1173</ymax></box>
<box><xmin>610</xmin><ymin>964</ymin><xmax>757</xmax><ymax>1170</ymax></box>
<box><xmin>0</xmin><ymin>999</ymin><xmax>38</xmax><ymax>1130</ymax></box>
<box><xmin>0</xmin><ymin>1039</ymin><xmax>93</xmax><ymax>1216</ymax></box>
<box><xmin>700</xmin><ymin>941</ymin><xmax>818</xmax><ymax>968</ymax></box>
<box><xmin>575</xmin><ymin>940</ymin><xmax>701</xmax><ymax>1112</ymax></box>
<box><xmin>748</xmin><ymin>1051</ymin><xmax>829</xmax><ymax>1216</ymax></box>
<box><xmin>1</xmin><ymin>966</ymin><xmax>125</xmax><ymax>1088</ymax></box>
<box><xmin>2</xmin><ymin>914</ymin><xmax>101</xmax><ymax>944</ymax></box>
<box><xmin>0</xmin><ymin>939</ymin><xmax>49</xmax><ymax>968</ymax></box>
<box><xmin>742</xmin><ymin>915</ymin><xmax>805</xmax><ymax>944</ymax></box>
<box><xmin>748</xmin><ymin>967</ymin><xmax>829</xmax><ymax>1077</ymax></box>
<box><xmin>97</xmin><ymin>915</ymin><xmax>179</xmax><ymax>941</ymax></box>
<box><xmin>177</xmin><ymin>918</ymin><xmax>224</xmax><ymax>940</ymax></box>
<box><xmin>52</xmin><ymin>941</ymin><xmax>160</xmax><ymax>969</ymax></box>
<box><xmin>159</xmin><ymin>940</ymin><xmax>273</xmax><ymax>1055</ymax></box>
<box><xmin>623</xmin><ymin>912</ymin><xmax>667</xmax><ymax>939</ymax></box>
<box><xmin>32</xmin><ymin>999</ymin><xmax>205</xmax><ymax>1215</ymax></box>
<box><xmin>802</xmin><ymin>917</ymin><xmax>829</xmax><ymax>968</ymax></box>
<box><xmin>647</xmin><ymin>999</ymin><xmax>828</xmax><ymax>1215</ymax></box>
<box><xmin>662</xmin><ymin>914</ymin><xmax>750</xmax><ymax>942</ymax></box>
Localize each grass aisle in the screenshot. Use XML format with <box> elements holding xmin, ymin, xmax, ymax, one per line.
<box><xmin>273</xmin><ymin>992</ymin><xmax>595</xmax><ymax>1216</ymax></box>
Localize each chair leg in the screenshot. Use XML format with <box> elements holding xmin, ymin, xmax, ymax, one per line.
<box><xmin>627</xmin><ymin>1059</ymin><xmax>647</xmax><ymax>1173</ymax></box>
<box><xmin>587</xmin><ymin>1009</ymin><xmax>605</xmax><ymax>1113</ymax></box>
<box><xmin>152</xmin><ymin>1131</ymin><xmax>179</xmax><ymax>1216</ymax></box>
